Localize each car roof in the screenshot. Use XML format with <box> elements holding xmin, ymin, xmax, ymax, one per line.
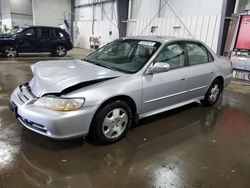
<box><xmin>26</xmin><ymin>26</ymin><xmax>63</xmax><ymax>30</ymax></box>
<box><xmin>123</xmin><ymin>35</ymin><xmax>203</xmax><ymax>44</ymax></box>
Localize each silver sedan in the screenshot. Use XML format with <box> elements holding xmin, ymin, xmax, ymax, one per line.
<box><xmin>10</xmin><ymin>36</ymin><xmax>232</xmax><ymax>144</ymax></box>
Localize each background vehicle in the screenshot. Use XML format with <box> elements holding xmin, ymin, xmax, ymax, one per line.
<box><xmin>0</xmin><ymin>26</ymin><xmax>73</xmax><ymax>57</ymax></box>
<box><xmin>10</xmin><ymin>36</ymin><xmax>232</xmax><ymax>144</ymax></box>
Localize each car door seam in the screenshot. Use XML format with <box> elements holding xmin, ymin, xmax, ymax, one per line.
<box><xmin>144</xmin><ymin>90</ymin><xmax>189</xmax><ymax>104</ymax></box>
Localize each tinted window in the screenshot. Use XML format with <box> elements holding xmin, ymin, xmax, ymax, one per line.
<box><xmin>41</xmin><ymin>28</ymin><xmax>50</xmax><ymax>37</ymax></box>
<box><xmin>154</xmin><ymin>43</ymin><xmax>185</xmax><ymax>70</ymax></box>
<box><xmin>35</xmin><ymin>28</ymin><xmax>42</xmax><ymax>37</ymax></box>
<box><xmin>35</xmin><ymin>28</ymin><xmax>55</xmax><ymax>37</ymax></box>
<box><xmin>186</xmin><ymin>43</ymin><xmax>213</xmax><ymax>65</ymax></box>
<box><xmin>35</xmin><ymin>28</ymin><xmax>50</xmax><ymax>37</ymax></box>
<box><xmin>22</xmin><ymin>28</ymin><xmax>34</xmax><ymax>36</ymax></box>
<box><xmin>50</xmin><ymin>29</ymin><xmax>56</xmax><ymax>37</ymax></box>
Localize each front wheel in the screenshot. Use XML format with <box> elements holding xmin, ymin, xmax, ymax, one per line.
<box><xmin>54</xmin><ymin>45</ymin><xmax>67</xmax><ymax>57</ymax></box>
<box><xmin>3</xmin><ymin>46</ymin><xmax>18</xmax><ymax>57</ymax></box>
<box><xmin>91</xmin><ymin>100</ymin><xmax>132</xmax><ymax>145</ymax></box>
<box><xmin>201</xmin><ymin>79</ymin><xmax>223</xmax><ymax>106</ymax></box>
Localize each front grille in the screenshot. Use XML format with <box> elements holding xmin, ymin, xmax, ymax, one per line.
<box><xmin>19</xmin><ymin>117</ymin><xmax>48</xmax><ymax>134</ymax></box>
<box><xmin>17</xmin><ymin>84</ymin><xmax>35</xmax><ymax>103</ymax></box>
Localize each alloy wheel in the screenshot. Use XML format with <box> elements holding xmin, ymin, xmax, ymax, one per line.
<box><xmin>209</xmin><ymin>83</ymin><xmax>220</xmax><ymax>102</ymax></box>
<box><xmin>56</xmin><ymin>46</ymin><xmax>66</xmax><ymax>57</ymax></box>
<box><xmin>102</xmin><ymin>108</ymin><xmax>128</xmax><ymax>139</ymax></box>
<box><xmin>5</xmin><ymin>47</ymin><xmax>17</xmax><ymax>57</ymax></box>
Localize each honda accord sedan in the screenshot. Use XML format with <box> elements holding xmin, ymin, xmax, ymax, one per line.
<box><xmin>10</xmin><ymin>36</ymin><xmax>232</xmax><ymax>144</ymax></box>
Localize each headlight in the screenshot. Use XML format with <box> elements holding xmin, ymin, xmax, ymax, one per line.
<box><xmin>34</xmin><ymin>97</ymin><xmax>85</xmax><ymax>111</ymax></box>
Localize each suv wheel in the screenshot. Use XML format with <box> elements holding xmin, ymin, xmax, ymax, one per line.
<box><xmin>55</xmin><ymin>45</ymin><xmax>67</xmax><ymax>57</ymax></box>
<box><xmin>201</xmin><ymin>79</ymin><xmax>223</xmax><ymax>106</ymax></box>
<box><xmin>91</xmin><ymin>100</ymin><xmax>132</xmax><ymax>144</ymax></box>
<box><xmin>3</xmin><ymin>46</ymin><xmax>18</xmax><ymax>57</ymax></box>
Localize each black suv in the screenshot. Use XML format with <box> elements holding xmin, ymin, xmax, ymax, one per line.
<box><xmin>0</xmin><ymin>26</ymin><xmax>73</xmax><ymax>57</ymax></box>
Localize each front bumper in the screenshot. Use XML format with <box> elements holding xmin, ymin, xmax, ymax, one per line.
<box><xmin>10</xmin><ymin>84</ymin><xmax>96</xmax><ymax>139</ymax></box>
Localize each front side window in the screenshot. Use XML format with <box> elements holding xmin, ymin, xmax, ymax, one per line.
<box><xmin>186</xmin><ymin>43</ymin><xmax>213</xmax><ymax>65</ymax></box>
<box><xmin>84</xmin><ymin>39</ymin><xmax>161</xmax><ymax>73</ymax></box>
<box><xmin>22</xmin><ymin>28</ymin><xmax>34</xmax><ymax>36</ymax></box>
<box><xmin>154</xmin><ymin>43</ymin><xmax>185</xmax><ymax>70</ymax></box>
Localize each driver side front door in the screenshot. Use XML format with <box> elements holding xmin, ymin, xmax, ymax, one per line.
<box><xmin>141</xmin><ymin>42</ymin><xmax>189</xmax><ymax>117</ymax></box>
<box><xmin>18</xmin><ymin>28</ymin><xmax>37</xmax><ymax>52</ymax></box>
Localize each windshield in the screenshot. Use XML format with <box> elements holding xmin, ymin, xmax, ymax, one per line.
<box><xmin>84</xmin><ymin>39</ymin><xmax>161</xmax><ymax>73</ymax></box>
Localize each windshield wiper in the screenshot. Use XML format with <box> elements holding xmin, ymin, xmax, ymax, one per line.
<box><xmin>83</xmin><ymin>58</ymin><xmax>133</xmax><ymax>73</ymax></box>
<box><xmin>95</xmin><ymin>63</ymin><xmax>119</xmax><ymax>72</ymax></box>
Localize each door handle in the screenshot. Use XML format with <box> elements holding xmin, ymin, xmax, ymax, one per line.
<box><xmin>181</xmin><ymin>78</ymin><xmax>186</xmax><ymax>81</ymax></box>
<box><xmin>210</xmin><ymin>71</ymin><xmax>214</xmax><ymax>74</ymax></box>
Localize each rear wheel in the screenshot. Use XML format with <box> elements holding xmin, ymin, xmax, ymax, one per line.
<box><xmin>91</xmin><ymin>100</ymin><xmax>132</xmax><ymax>144</ymax></box>
<box><xmin>201</xmin><ymin>79</ymin><xmax>223</xmax><ymax>106</ymax></box>
<box><xmin>54</xmin><ymin>45</ymin><xmax>67</xmax><ymax>57</ymax></box>
<box><xmin>3</xmin><ymin>46</ymin><xmax>18</xmax><ymax>57</ymax></box>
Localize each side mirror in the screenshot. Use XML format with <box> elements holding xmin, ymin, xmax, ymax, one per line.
<box><xmin>147</xmin><ymin>62</ymin><xmax>170</xmax><ymax>74</ymax></box>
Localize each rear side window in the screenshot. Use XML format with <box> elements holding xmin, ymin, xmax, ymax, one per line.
<box><xmin>35</xmin><ymin>28</ymin><xmax>52</xmax><ymax>37</ymax></box>
<box><xmin>186</xmin><ymin>42</ymin><xmax>213</xmax><ymax>65</ymax></box>
<box><xmin>50</xmin><ymin>29</ymin><xmax>56</xmax><ymax>37</ymax></box>
<box><xmin>41</xmin><ymin>28</ymin><xmax>50</xmax><ymax>37</ymax></box>
<box><xmin>35</xmin><ymin>28</ymin><xmax>42</xmax><ymax>37</ymax></box>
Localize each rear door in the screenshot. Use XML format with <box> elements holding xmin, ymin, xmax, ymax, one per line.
<box><xmin>35</xmin><ymin>27</ymin><xmax>53</xmax><ymax>52</ymax></box>
<box><xmin>184</xmin><ymin>42</ymin><xmax>216</xmax><ymax>99</ymax></box>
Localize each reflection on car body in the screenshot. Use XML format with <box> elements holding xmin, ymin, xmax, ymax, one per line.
<box><xmin>19</xmin><ymin>105</ymin><xmax>222</xmax><ymax>187</ymax></box>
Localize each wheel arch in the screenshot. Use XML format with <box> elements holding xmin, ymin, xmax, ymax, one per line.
<box><xmin>89</xmin><ymin>95</ymin><xmax>138</xmax><ymax>134</ymax></box>
<box><xmin>214</xmin><ymin>76</ymin><xmax>224</xmax><ymax>90</ymax></box>
<box><xmin>2</xmin><ymin>43</ymin><xmax>18</xmax><ymax>52</ymax></box>
<box><xmin>51</xmin><ymin>43</ymin><xmax>65</xmax><ymax>51</ymax></box>
<box><xmin>97</xmin><ymin>95</ymin><xmax>137</xmax><ymax>116</ymax></box>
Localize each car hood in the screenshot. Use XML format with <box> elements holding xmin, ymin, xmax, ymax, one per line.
<box><xmin>0</xmin><ymin>33</ymin><xmax>14</xmax><ymax>39</ymax></box>
<box><xmin>29</xmin><ymin>59</ymin><xmax>124</xmax><ymax>97</ymax></box>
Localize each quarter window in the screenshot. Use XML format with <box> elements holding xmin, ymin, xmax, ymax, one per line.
<box><xmin>154</xmin><ymin>43</ymin><xmax>185</xmax><ymax>70</ymax></box>
<box><xmin>56</xmin><ymin>30</ymin><xmax>65</xmax><ymax>38</ymax></box>
<box><xmin>186</xmin><ymin>43</ymin><xmax>213</xmax><ymax>65</ymax></box>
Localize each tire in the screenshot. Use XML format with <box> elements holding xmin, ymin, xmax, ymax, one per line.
<box><xmin>54</xmin><ymin>45</ymin><xmax>67</xmax><ymax>57</ymax></box>
<box><xmin>3</xmin><ymin>46</ymin><xmax>18</xmax><ymax>57</ymax></box>
<box><xmin>91</xmin><ymin>100</ymin><xmax>132</xmax><ymax>145</ymax></box>
<box><xmin>201</xmin><ymin>79</ymin><xmax>223</xmax><ymax>106</ymax></box>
